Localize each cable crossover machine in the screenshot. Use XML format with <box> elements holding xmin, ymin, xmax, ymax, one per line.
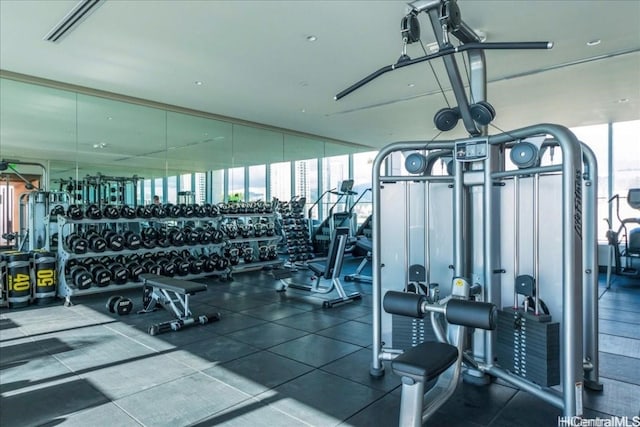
<box><xmin>336</xmin><ymin>0</ymin><xmax>602</xmax><ymax>424</ymax></box>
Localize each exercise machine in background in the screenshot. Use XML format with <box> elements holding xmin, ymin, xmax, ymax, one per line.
<box><xmin>605</xmin><ymin>188</ymin><xmax>640</xmax><ymax>288</ymax></box>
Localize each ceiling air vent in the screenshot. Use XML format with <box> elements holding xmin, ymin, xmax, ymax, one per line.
<box><xmin>43</xmin><ymin>0</ymin><xmax>104</xmax><ymax>43</ymax></box>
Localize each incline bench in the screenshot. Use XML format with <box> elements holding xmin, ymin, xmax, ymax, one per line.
<box><xmin>139</xmin><ymin>274</ymin><xmax>220</xmax><ymax>335</ymax></box>
<box><xmin>275</xmin><ymin>227</ymin><xmax>361</xmax><ymax>308</ymax></box>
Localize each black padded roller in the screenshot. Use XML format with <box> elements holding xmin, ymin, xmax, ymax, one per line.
<box><xmin>446</xmin><ymin>299</ymin><xmax>497</xmax><ymax>330</ymax></box>
<box><xmin>383</xmin><ymin>291</ymin><xmax>426</xmax><ymax>318</ymax></box>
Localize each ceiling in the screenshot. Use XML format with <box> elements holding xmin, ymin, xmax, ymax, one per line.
<box><xmin>0</xmin><ymin>0</ymin><xmax>639</xmax><ymax>179</ymax></box>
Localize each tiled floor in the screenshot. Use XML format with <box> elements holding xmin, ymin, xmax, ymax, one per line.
<box><xmin>1</xmin><ymin>260</ymin><xmax>639</xmax><ymax>426</ymax></box>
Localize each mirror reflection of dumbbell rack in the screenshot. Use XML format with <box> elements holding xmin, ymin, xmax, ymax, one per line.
<box><xmin>219</xmin><ymin>212</ymin><xmax>282</xmax><ymax>274</ymax></box>
<box><xmin>55</xmin><ymin>211</ymin><xmax>229</xmax><ymax>305</ymax></box>
<box><xmin>279</xmin><ymin>198</ymin><xmax>314</xmax><ymax>265</ymax></box>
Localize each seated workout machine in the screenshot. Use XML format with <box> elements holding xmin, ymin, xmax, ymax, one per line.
<box><xmin>139</xmin><ymin>274</ymin><xmax>220</xmax><ymax>335</ymax></box>
<box><xmin>605</xmin><ymin>188</ymin><xmax>640</xmax><ymax>288</ymax></box>
<box><xmin>383</xmin><ymin>282</ymin><xmax>497</xmax><ymax>427</ymax></box>
<box><xmin>275</xmin><ymin>227</ymin><xmax>361</xmax><ymax>307</ymax></box>
<box><xmin>344</xmin><ymin>236</ymin><xmax>372</xmax><ymax>283</ymax></box>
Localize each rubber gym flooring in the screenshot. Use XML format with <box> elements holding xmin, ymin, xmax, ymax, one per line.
<box><xmin>1</xmin><ymin>259</ymin><xmax>639</xmax><ymax>426</ymax></box>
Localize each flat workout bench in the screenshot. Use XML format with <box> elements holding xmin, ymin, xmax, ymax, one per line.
<box><xmin>139</xmin><ymin>274</ymin><xmax>220</xmax><ymax>335</ymax></box>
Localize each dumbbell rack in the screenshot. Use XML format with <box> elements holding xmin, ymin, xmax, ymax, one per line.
<box><xmin>221</xmin><ymin>213</ymin><xmax>283</xmax><ymax>275</ymax></box>
<box><xmin>55</xmin><ymin>215</ymin><xmax>229</xmax><ymax>305</ymax></box>
<box><xmin>280</xmin><ymin>200</ymin><xmax>314</xmax><ymax>264</ymax></box>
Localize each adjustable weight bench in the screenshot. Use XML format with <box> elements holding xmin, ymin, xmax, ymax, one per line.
<box><xmin>276</xmin><ymin>227</ymin><xmax>361</xmax><ymax>308</ymax></box>
<box><xmin>139</xmin><ymin>274</ymin><xmax>220</xmax><ymax>335</ymax></box>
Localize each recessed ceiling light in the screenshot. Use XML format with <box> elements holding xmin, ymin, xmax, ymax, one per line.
<box><xmin>617</xmin><ymin>98</ymin><xmax>630</xmax><ymax>103</ymax></box>
<box><xmin>92</xmin><ymin>142</ymin><xmax>108</xmax><ymax>149</ymax></box>
<box><xmin>301</xmin><ymin>108</ymin><xmax>306</xmax><ymax>113</ymax></box>
<box><xmin>586</xmin><ymin>39</ymin><xmax>601</xmax><ymax>46</ymax></box>
<box><xmin>407</xmin><ymin>83</ymin><xmax>415</xmax><ymax>88</ymax></box>
<box><xmin>107</xmin><ymin>116</ymin><xmax>113</xmax><ymax>121</ymax></box>
<box><xmin>194</xmin><ymin>81</ymin><xmax>203</xmax><ymax>86</ymax></box>
<box><xmin>306</xmin><ymin>35</ymin><xmax>317</xmax><ymax>42</ymax></box>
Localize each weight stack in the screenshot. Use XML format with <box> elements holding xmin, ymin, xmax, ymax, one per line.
<box><xmin>391</xmin><ymin>315</ymin><xmax>437</xmax><ymax>350</ymax></box>
<box><xmin>31</xmin><ymin>251</ymin><xmax>57</xmax><ymax>304</ymax></box>
<box><xmin>496</xmin><ymin>307</ymin><xmax>560</xmax><ymax>387</ymax></box>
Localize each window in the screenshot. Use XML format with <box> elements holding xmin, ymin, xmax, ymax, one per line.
<box><xmin>612</xmin><ymin>120</ymin><xmax>640</xmax><ymax>222</ymax></box>
<box><xmin>228</xmin><ymin>167</ymin><xmax>244</xmax><ymax>202</ymax></box>
<box><xmin>270</xmin><ymin>161</ymin><xmax>291</xmax><ymax>202</ymax></box>
<box><xmin>248</xmin><ymin>165</ymin><xmax>266</xmax><ymax>201</ymax></box>
<box><xmin>166</xmin><ymin>176</ymin><xmax>177</xmax><ymax>204</ymax></box>
<box><xmin>180</xmin><ymin>173</ymin><xmax>192</xmax><ymax>192</ymax></box>
<box><xmin>211</xmin><ymin>170</ymin><xmax>224</xmax><ymax>204</ymax></box>
<box><xmin>352</xmin><ymin>151</ymin><xmax>377</xmax><ymax>225</ymax></box>
<box><xmin>194</xmin><ymin>172</ymin><xmax>206</xmax><ymax>204</ymax></box>
<box><xmin>153</xmin><ymin>178</ymin><xmax>163</xmax><ymax>203</ymax></box>
<box><xmin>322</xmin><ymin>155</ymin><xmax>349</xmax><ymax>220</ymax></box>
<box><xmin>295</xmin><ymin>159</ymin><xmax>319</xmax><ymax>219</ymax></box>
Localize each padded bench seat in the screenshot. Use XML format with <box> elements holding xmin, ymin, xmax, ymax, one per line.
<box><xmin>391</xmin><ymin>341</ymin><xmax>459</xmax><ymax>382</ymax></box>
<box><xmin>355</xmin><ymin>237</ymin><xmax>372</xmax><ymax>252</ymax></box>
<box><xmin>140</xmin><ymin>274</ymin><xmax>207</xmax><ymax>295</ymax></box>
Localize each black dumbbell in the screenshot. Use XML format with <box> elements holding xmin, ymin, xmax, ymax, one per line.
<box><xmin>156</xmin><ymin>257</ymin><xmax>177</xmax><ymax>277</ymax></box>
<box><xmin>50</xmin><ymin>205</ymin><xmax>66</xmax><ymax>217</ymax></box>
<box><xmin>66</xmin><ymin>233</ymin><xmax>88</xmax><ymax>254</ymax></box>
<box><xmin>109</xmin><ymin>262</ymin><xmax>129</xmax><ymax>285</ymax></box>
<box><xmin>106</xmin><ymin>296</ymin><xmax>134</xmax><ymax>315</ymax></box>
<box><xmin>126</xmin><ymin>261</ymin><xmax>144</xmax><ymax>282</ymax></box>
<box><xmin>150</xmin><ymin>204</ymin><xmax>167</xmax><ymax>218</ymax></box>
<box><xmin>70</xmin><ymin>265</ymin><xmax>93</xmax><ymax>290</ymax></box>
<box><xmin>123</xmin><ymin>231</ymin><xmax>141</xmax><ymax>250</ymax></box>
<box><xmin>185</xmin><ymin>228</ymin><xmax>200</xmax><ymax>245</ymax></box>
<box><xmin>102</xmin><ymin>230</ymin><xmax>125</xmax><ymax>251</ymax></box>
<box><xmin>90</xmin><ymin>263</ymin><xmax>112</xmax><ymax>287</ymax></box>
<box><xmin>199</xmin><ymin>254</ymin><xmax>215</xmax><ymax>273</ymax></box>
<box><xmin>174</xmin><ymin>257</ymin><xmax>190</xmax><ymax>276</ymax></box>
<box><xmin>103</xmin><ymin>205</ymin><xmax>120</xmax><ymax>219</ymax></box>
<box><xmin>67</xmin><ymin>204</ymin><xmax>84</xmax><ymax>219</ymax></box>
<box><xmin>168</xmin><ymin>228</ymin><xmax>185</xmax><ymax>246</ymax></box>
<box><xmin>141</xmin><ymin>259</ymin><xmax>161</xmax><ymax>275</ymax></box>
<box><xmin>165</xmin><ymin>204</ymin><xmax>182</xmax><ymax>218</ymax></box>
<box><xmin>85</xmin><ymin>230</ymin><xmax>108</xmax><ymax>253</ymax></box>
<box><xmin>136</xmin><ymin>205</ymin><xmax>153</xmax><ymax>218</ymax></box>
<box><xmin>120</xmin><ymin>205</ymin><xmax>137</xmax><ymax>219</ymax></box>
<box><xmin>85</xmin><ymin>204</ymin><xmax>103</xmax><ymax>219</ymax></box>
<box><xmin>216</xmin><ymin>256</ymin><xmax>230</xmax><ymax>271</ymax></box>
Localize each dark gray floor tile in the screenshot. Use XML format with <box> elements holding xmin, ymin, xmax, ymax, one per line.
<box><xmin>79</xmin><ymin>353</ymin><xmax>197</xmax><ymax>399</ymax></box>
<box><xmin>432</xmin><ymin>381</ymin><xmax>519</xmax><ymax>426</ymax></box>
<box><xmin>205</xmin><ymin>312</ymin><xmax>267</xmax><ymax>335</ymax></box>
<box><xmin>354</xmin><ymin>312</ymin><xmax>372</xmax><ymax>325</ymax></box>
<box><xmin>487</xmin><ymin>390</ymin><xmax>560</xmax><ymax>427</ymax></box>
<box><xmin>207</xmin><ymin>292</ymin><xmax>271</xmax><ymax>312</ymax></box>
<box><xmin>269</xmin><ymin>334</ymin><xmax>361</xmax><ymax>368</ymax></box>
<box><xmin>599</xmin><ymin>352</ymin><xmax>640</xmax><ymax>385</ymax></box>
<box><xmin>583</xmin><ymin>377</ymin><xmax>640</xmax><ymax>418</ymax></box>
<box><xmin>0</xmin><ymin>336</ymin><xmax>73</xmax><ymax>365</ymax></box>
<box><xmin>225</xmin><ymin>322</ymin><xmax>309</xmax><ymax>349</ymax></box>
<box><xmin>0</xmin><ymin>377</ymin><xmax>110</xmax><ymax>427</ymax></box>
<box><xmin>321</xmin><ymin>348</ymin><xmax>401</xmax><ymax>392</ymax></box>
<box><xmin>600</xmin><ymin>333</ymin><xmax>640</xmax><ymax>359</ymax></box>
<box><xmin>599</xmin><ymin>319</ymin><xmax>640</xmax><ymax>339</ymax></box>
<box><xmin>1</xmin><ymin>353</ymin><xmax>75</xmax><ymax>394</ymax></box>
<box><xmin>258</xmin><ymin>369</ymin><xmax>385</xmax><ymax>426</ymax></box>
<box><xmin>203</xmin><ymin>350</ymin><xmax>313</xmax><ymax>396</ymax></box>
<box><xmin>168</xmin><ymin>334</ymin><xmax>259</xmax><ymax>370</ymax></box>
<box><xmin>274</xmin><ymin>310</ymin><xmax>348</xmax><ymax>333</ymax></box>
<box><xmin>190</xmin><ymin>398</ymin><xmax>307</xmax><ymax>426</ymax></box>
<box><xmin>322</xmin><ymin>302</ymin><xmax>372</xmax><ymax>321</ymax></box>
<box><xmin>341</xmin><ymin>393</ymin><xmax>401</xmax><ymax>427</ymax></box>
<box><xmin>240</xmin><ymin>302</ymin><xmax>308</xmax><ymax>321</ymax></box>
<box><xmin>115</xmin><ymin>372</ymin><xmax>251</xmax><ymax>427</ymax></box>
<box><xmin>316</xmin><ymin>320</ymin><xmax>372</xmax><ymax>347</ymax></box>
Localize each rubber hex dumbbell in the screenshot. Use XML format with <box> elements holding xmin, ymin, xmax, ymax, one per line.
<box><xmin>90</xmin><ymin>263</ymin><xmax>112</xmax><ymax>287</ymax></box>
<box><xmin>126</xmin><ymin>261</ymin><xmax>144</xmax><ymax>282</ymax></box>
<box><xmin>103</xmin><ymin>204</ymin><xmax>120</xmax><ymax>220</ymax></box>
<box><xmin>120</xmin><ymin>204</ymin><xmax>137</xmax><ymax>219</ymax></box>
<box><xmin>106</xmin><ymin>296</ymin><xmax>134</xmax><ymax>315</ymax></box>
<box><xmin>174</xmin><ymin>257</ymin><xmax>191</xmax><ymax>276</ymax></box>
<box><xmin>109</xmin><ymin>262</ymin><xmax>129</xmax><ymax>285</ymax></box>
<box><xmin>156</xmin><ymin>257</ymin><xmax>177</xmax><ymax>277</ymax></box>
<box><xmin>66</xmin><ymin>233</ymin><xmax>88</xmax><ymax>254</ymax></box>
<box><xmin>123</xmin><ymin>231</ymin><xmax>142</xmax><ymax>250</ymax></box>
<box><xmin>85</xmin><ymin>230</ymin><xmax>108</xmax><ymax>253</ymax></box>
<box><xmin>141</xmin><ymin>259</ymin><xmax>162</xmax><ymax>275</ymax></box>
<box><xmin>66</xmin><ymin>204</ymin><xmax>84</xmax><ymax>219</ymax></box>
<box><xmin>70</xmin><ymin>265</ymin><xmax>93</xmax><ymax>290</ymax></box>
<box><xmin>102</xmin><ymin>230</ymin><xmax>125</xmax><ymax>251</ymax></box>
<box><xmin>85</xmin><ymin>204</ymin><xmax>103</xmax><ymax>219</ymax></box>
